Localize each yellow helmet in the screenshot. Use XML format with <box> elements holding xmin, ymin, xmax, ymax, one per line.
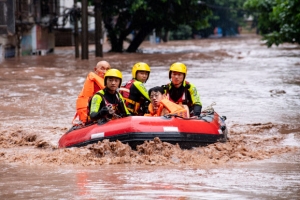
<box><xmin>169</xmin><ymin>62</ymin><xmax>187</xmax><ymax>79</ymax></box>
<box><xmin>104</xmin><ymin>69</ymin><xmax>122</xmax><ymax>87</ymax></box>
<box><xmin>132</xmin><ymin>62</ymin><xmax>151</xmax><ymax>81</ymax></box>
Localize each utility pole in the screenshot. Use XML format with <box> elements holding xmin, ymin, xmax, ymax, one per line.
<box><xmin>73</xmin><ymin>0</ymin><xmax>79</xmax><ymax>58</ymax></box>
<box><xmin>81</xmin><ymin>0</ymin><xmax>88</xmax><ymax>59</ymax></box>
<box><xmin>94</xmin><ymin>0</ymin><xmax>103</xmax><ymax>57</ymax></box>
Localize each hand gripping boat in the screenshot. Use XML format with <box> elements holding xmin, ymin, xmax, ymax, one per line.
<box><xmin>58</xmin><ymin>103</ymin><xmax>228</xmax><ymax>149</ymax></box>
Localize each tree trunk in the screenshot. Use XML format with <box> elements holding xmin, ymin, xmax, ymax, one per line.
<box><xmin>162</xmin><ymin>30</ymin><xmax>169</xmax><ymax>42</ymax></box>
<box><xmin>73</xmin><ymin>0</ymin><xmax>79</xmax><ymax>58</ymax></box>
<box><xmin>104</xmin><ymin>21</ymin><xmax>133</xmax><ymax>52</ymax></box>
<box><xmin>221</xmin><ymin>26</ymin><xmax>226</xmax><ymax>37</ymax></box>
<box><xmin>94</xmin><ymin>0</ymin><xmax>103</xmax><ymax>57</ymax></box>
<box><xmin>81</xmin><ymin>0</ymin><xmax>88</xmax><ymax>59</ymax></box>
<box><xmin>108</xmin><ymin>33</ymin><xmax>123</xmax><ymax>52</ymax></box>
<box><xmin>126</xmin><ymin>25</ymin><xmax>154</xmax><ymax>53</ymax></box>
<box><xmin>104</xmin><ymin>21</ymin><xmax>123</xmax><ymax>52</ymax></box>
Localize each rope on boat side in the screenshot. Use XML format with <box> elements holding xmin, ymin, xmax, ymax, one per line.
<box><xmin>202</xmin><ymin>102</ymin><xmax>216</xmax><ymax>114</ymax></box>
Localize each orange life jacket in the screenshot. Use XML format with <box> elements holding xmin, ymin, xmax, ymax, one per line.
<box><xmin>145</xmin><ymin>99</ymin><xmax>188</xmax><ymax>117</ymax></box>
<box><xmin>72</xmin><ymin>72</ymin><xmax>105</xmax><ymax>124</ymax></box>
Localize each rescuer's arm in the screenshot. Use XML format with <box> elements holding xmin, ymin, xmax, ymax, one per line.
<box><xmin>89</xmin><ymin>94</ymin><xmax>108</xmax><ymax>120</ymax></box>
<box><xmin>188</xmin><ymin>84</ymin><xmax>202</xmax><ymax>116</ymax></box>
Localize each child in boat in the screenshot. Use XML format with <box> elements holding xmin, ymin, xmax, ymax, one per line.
<box><xmin>73</xmin><ymin>60</ymin><xmax>111</xmax><ymax>125</ymax></box>
<box><xmin>145</xmin><ymin>86</ymin><xmax>189</xmax><ymax>117</ymax></box>
<box><xmin>119</xmin><ymin>62</ymin><xmax>151</xmax><ymax>116</ymax></box>
<box><xmin>89</xmin><ymin>69</ymin><xmax>130</xmax><ymax>122</ymax></box>
<box><xmin>162</xmin><ymin>62</ymin><xmax>202</xmax><ymax>117</ymax></box>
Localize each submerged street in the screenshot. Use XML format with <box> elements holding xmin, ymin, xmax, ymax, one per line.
<box><xmin>0</xmin><ymin>35</ymin><xmax>299</xmax><ymax>199</ymax></box>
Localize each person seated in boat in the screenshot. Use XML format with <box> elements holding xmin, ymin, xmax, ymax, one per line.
<box><xmin>162</xmin><ymin>62</ymin><xmax>202</xmax><ymax>117</ymax></box>
<box><xmin>89</xmin><ymin>69</ymin><xmax>131</xmax><ymax>122</ymax></box>
<box><xmin>145</xmin><ymin>86</ymin><xmax>189</xmax><ymax>117</ymax></box>
<box><xmin>73</xmin><ymin>60</ymin><xmax>111</xmax><ymax>125</ymax></box>
<box><xmin>119</xmin><ymin>62</ymin><xmax>151</xmax><ymax>116</ymax></box>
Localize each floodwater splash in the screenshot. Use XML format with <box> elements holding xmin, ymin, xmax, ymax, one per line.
<box><xmin>0</xmin><ymin>123</ymin><xmax>298</xmax><ymax>167</ymax></box>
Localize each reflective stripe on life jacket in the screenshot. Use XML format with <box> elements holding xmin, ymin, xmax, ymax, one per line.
<box><xmin>119</xmin><ymin>79</ymin><xmax>141</xmax><ymax>115</ymax></box>
<box><xmin>119</xmin><ymin>79</ymin><xmax>133</xmax><ymax>99</ymax></box>
<box><xmin>119</xmin><ymin>87</ymin><xmax>140</xmax><ymax>113</ymax></box>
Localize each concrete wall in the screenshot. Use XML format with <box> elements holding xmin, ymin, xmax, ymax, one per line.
<box><xmin>0</xmin><ymin>34</ymin><xmax>17</xmax><ymax>61</ymax></box>
<box><xmin>19</xmin><ymin>25</ymin><xmax>55</xmax><ymax>56</ymax></box>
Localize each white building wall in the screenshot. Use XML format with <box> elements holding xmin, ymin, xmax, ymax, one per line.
<box><xmin>58</xmin><ymin>0</ymin><xmax>95</xmax><ymax>31</ymax></box>
<box><xmin>0</xmin><ymin>34</ymin><xmax>17</xmax><ymax>60</ymax></box>
<box><xmin>58</xmin><ymin>0</ymin><xmax>74</xmax><ymax>28</ymax></box>
<box><xmin>0</xmin><ymin>43</ymin><xmax>3</xmax><ymax>62</ymax></box>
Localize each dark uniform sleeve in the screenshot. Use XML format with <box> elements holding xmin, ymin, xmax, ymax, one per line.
<box><xmin>187</xmin><ymin>83</ymin><xmax>202</xmax><ymax>116</ymax></box>
<box><xmin>193</xmin><ymin>105</ymin><xmax>202</xmax><ymax>116</ymax></box>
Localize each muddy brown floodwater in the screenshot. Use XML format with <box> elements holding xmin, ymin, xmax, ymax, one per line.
<box><xmin>0</xmin><ymin>34</ymin><xmax>300</xmax><ymax>199</ymax></box>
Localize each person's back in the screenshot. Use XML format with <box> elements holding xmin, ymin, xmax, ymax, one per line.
<box><xmin>120</xmin><ymin>62</ymin><xmax>151</xmax><ymax>115</ymax></box>
<box><xmin>73</xmin><ymin>61</ymin><xmax>111</xmax><ymax>124</ymax></box>
<box><xmin>163</xmin><ymin>62</ymin><xmax>202</xmax><ymax>117</ymax></box>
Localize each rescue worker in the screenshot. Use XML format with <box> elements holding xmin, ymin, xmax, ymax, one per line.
<box><xmin>145</xmin><ymin>86</ymin><xmax>189</xmax><ymax>117</ymax></box>
<box><xmin>73</xmin><ymin>61</ymin><xmax>111</xmax><ymax>124</ymax></box>
<box><xmin>89</xmin><ymin>69</ymin><xmax>130</xmax><ymax>122</ymax></box>
<box><xmin>119</xmin><ymin>62</ymin><xmax>151</xmax><ymax>115</ymax></box>
<box><xmin>162</xmin><ymin>62</ymin><xmax>202</xmax><ymax>117</ymax></box>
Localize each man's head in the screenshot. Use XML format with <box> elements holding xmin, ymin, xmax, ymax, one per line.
<box><xmin>169</xmin><ymin>62</ymin><xmax>187</xmax><ymax>87</ymax></box>
<box><xmin>104</xmin><ymin>69</ymin><xmax>122</xmax><ymax>92</ymax></box>
<box><xmin>132</xmin><ymin>62</ymin><xmax>151</xmax><ymax>83</ymax></box>
<box><xmin>148</xmin><ymin>86</ymin><xmax>165</xmax><ymax>107</ymax></box>
<box><xmin>95</xmin><ymin>61</ymin><xmax>111</xmax><ymax>78</ymax></box>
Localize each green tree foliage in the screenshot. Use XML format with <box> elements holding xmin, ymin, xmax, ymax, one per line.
<box><xmin>98</xmin><ymin>0</ymin><xmax>210</xmax><ymax>52</ymax></box>
<box><xmin>196</xmin><ymin>0</ymin><xmax>246</xmax><ymax>37</ymax></box>
<box><xmin>169</xmin><ymin>25</ymin><xmax>193</xmax><ymax>40</ymax></box>
<box><xmin>244</xmin><ymin>0</ymin><xmax>300</xmax><ymax>47</ymax></box>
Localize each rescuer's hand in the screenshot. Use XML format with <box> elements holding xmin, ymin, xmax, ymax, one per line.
<box><xmin>193</xmin><ymin>105</ymin><xmax>202</xmax><ymax>117</ymax></box>
<box><xmin>100</xmin><ymin>106</ymin><xmax>109</xmax><ymax>116</ymax></box>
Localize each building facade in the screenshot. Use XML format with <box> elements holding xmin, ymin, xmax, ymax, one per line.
<box><xmin>0</xmin><ymin>0</ymin><xmax>59</xmax><ymax>60</ymax></box>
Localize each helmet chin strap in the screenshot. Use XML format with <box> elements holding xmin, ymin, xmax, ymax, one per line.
<box><xmin>172</xmin><ymin>81</ymin><xmax>183</xmax><ymax>88</ymax></box>
<box><xmin>106</xmin><ymin>87</ymin><xmax>116</xmax><ymax>94</ymax></box>
<box><xmin>174</xmin><ymin>84</ymin><xmax>181</xmax><ymax>88</ymax></box>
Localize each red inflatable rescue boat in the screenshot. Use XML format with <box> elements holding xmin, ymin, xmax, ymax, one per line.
<box><xmin>58</xmin><ymin>107</ymin><xmax>228</xmax><ymax>149</ymax></box>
